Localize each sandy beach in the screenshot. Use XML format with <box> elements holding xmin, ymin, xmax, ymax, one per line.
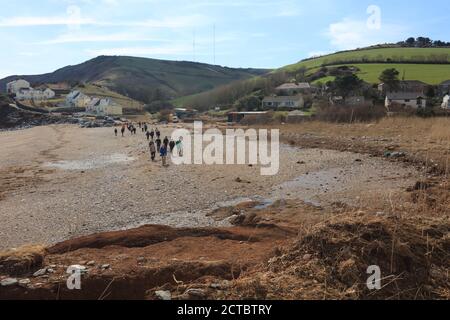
<box><xmin>0</xmin><ymin>124</ymin><xmax>419</xmax><ymax>250</ymax></box>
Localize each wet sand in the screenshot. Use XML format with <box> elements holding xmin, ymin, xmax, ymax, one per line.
<box><xmin>0</xmin><ymin>124</ymin><xmax>419</xmax><ymax>250</ymax></box>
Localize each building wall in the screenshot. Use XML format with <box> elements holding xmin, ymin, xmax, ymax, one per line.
<box><xmin>98</xmin><ymin>104</ymin><xmax>123</xmax><ymax>116</ymax></box>
<box><xmin>7</xmin><ymin>80</ymin><xmax>31</xmax><ymax>94</ymax></box>
<box><xmin>387</xmin><ymin>99</ymin><xmax>426</xmax><ymax>109</ymax></box>
<box><xmin>262</xmin><ymin>97</ymin><xmax>304</xmax><ymax>109</ymax></box>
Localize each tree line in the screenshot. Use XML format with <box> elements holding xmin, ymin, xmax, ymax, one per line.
<box><xmin>397</xmin><ymin>37</ymin><xmax>450</xmax><ymax>48</ymax></box>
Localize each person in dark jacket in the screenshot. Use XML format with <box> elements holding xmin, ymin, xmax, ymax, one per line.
<box><xmin>169</xmin><ymin>139</ymin><xmax>176</xmax><ymax>153</ymax></box>
<box><xmin>156</xmin><ymin>138</ymin><xmax>162</xmax><ymax>152</ymax></box>
<box><xmin>160</xmin><ymin>144</ymin><xmax>168</xmax><ymax>166</ymax></box>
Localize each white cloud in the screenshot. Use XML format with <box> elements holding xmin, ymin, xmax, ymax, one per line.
<box><xmin>41</xmin><ymin>32</ymin><xmax>166</xmax><ymax>44</ymax></box>
<box><xmin>0</xmin><ymin>15</ymin><xmax>95</xmax><ymax>27</ymax></box>
<box><xmin>0</xmin><ymin>14</ymin><xmax>208</xmax><ymax>29</ymax></box>
<box><xmin>326</xmin><ymin>18</ymin><xmax>407</xmax><ymax>50</ymax></box>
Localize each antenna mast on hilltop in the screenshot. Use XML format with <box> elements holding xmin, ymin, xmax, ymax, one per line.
<box><xmin>193</xmin><ymin>30</ymin><xmax>196</xmax><ymax>62</ymax></box>
<box><xmin>213</xmin><ymin>24</ymin><xmax>216</xmax><ymax>65</ymax></box>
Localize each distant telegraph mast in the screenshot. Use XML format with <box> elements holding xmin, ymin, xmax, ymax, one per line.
<box><xmin>193</xmin><ymin>29</ymin><xmax>196</xmax><ymax>62</ymax></box>
<box><xmin>213</xmin><ymin>24</ymin><xmax>216</xmax><ymax>65</ymax></box>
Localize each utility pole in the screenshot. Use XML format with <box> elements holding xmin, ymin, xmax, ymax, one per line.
<box><xmin>193</xmin><ymin>29</ymin><xmax>196</xmax><ymax>62</ymax></box>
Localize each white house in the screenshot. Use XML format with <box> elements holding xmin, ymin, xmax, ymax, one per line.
<box><xmin>385</xmin><ymin>92</ymin><xmax>426</xmax><ymax>109</ymax></box>
<box><xmin>15</xmin><ymin>87</ymin><xmax>55</xmax><ymax>101</ymax></box>
<box><xmin>8</xmin><ymin>79</ymin><xmax>55</xmax><ymax>101</ymax></box>
<box><xmin>66</xmin><ymin>90</ymin><xmax>92</xmax><ymax>108</ymax></box>
<box><xmin>442</xmin><ymin>95</ymin><xmax>449</xmax><ymax>109</ymax></box>
<box><xmin>6</xmin><ymin>79</ymin><xmax>31</xmax><ymax>94</ymax></box>
<box><xmin>86</xmin><ymin>97</ymin><xmax>123</xmax><ymax>116</ymax></box>
<box><xmin>262</xmin><ymin>95</ymin><xmax>304</xmax><ymax>109</ymax></box>
<box><xmin>43</xmin><ymin>88</ymin><xmax>56</xmax><ymax>99</ymax></box>
<box><xmin>15</xmin><ymin>88</ymin><xmax>34</xmax><ymax>100</ymax></box>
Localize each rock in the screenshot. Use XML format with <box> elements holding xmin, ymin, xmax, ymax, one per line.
<box><xmin>33</xmin><ymin>268</ymin><xmax>47</xmax><ymax>277</ymax></box>
<box><xmin>1</xmin><ymin>278</ymin><xmax>18</xmax><ymax>287</ymax></box>
<box><xmin>185</xmin><ymin>288</ymin><xmax>207</xmax><ymax>299</ymax></box>
<box><xmin>302</xmin><ymin>254</ymin><xmax>312</xmax><ymax>261</ymax></box>
<box><xmin>86</xmin><ymin>261</ymin><xmax>96</xmax><ymax>266</ymax></box>
<box><xmin>384</xmin><ymin>151</ymin><xmax>406</xmax><ymax>158</ymax></box>
<box><xmin>210</xmin><ymin>281</ymin><xmax>230</xmax><ymax>290</ymax></box>
<box><xmin>235</xmin><ymin>177</ymin><xmax>242</xmax><ymax>183</ymax></box>
<box><xmin>155</xmin><ymin>290</ymin><xmax>172</xmax><ymax>301</ymax></box>
<box><xmin>18</xmin><ymin>279</ymin><xmax>31</xmax><ymax>287</ymax></box>
<box><xmin>137</xmin><ymin>257</ymin><xmax>146</xmax><ymax>263</ymax></box>
<box><xmin>46</xmin><ymin>268</ymin><xmax>55</xmax><ymax>274</ymax></box>
<box><xmin>101</xmin><ymin>264</ymin><xmax>110</xmax><ymax>270</ymax></box>
<box><xmin>354</xmin><ymin>159</ymin><xmax>362</xmax><ymax>162</ymax></box>
<box><xmin>228</xmin><ymin>214</ymin><xmax>245</xmax><ymax>225</ymax></box>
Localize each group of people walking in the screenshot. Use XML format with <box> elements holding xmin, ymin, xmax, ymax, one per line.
<box><xmin>115</xmin><ymin>121</ymin><xmax>183</xmax><ymax>167</ymax></box>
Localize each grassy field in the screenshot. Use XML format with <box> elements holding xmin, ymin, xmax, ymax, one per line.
<box><xmin>339</xmin><ymin>63</ymin><xmax>450</xmax><ymax>84</ymax></box>
<box><xmin>312</xmin><ymin>76</ymin><xmax>335</xmax><ymax>84</ymax></box>
<box><xmin>282</xmin><ymin>47</ymin><xmax>450</xmax><ymax>72</ymax></box>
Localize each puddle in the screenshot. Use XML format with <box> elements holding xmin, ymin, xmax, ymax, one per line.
<box><xmin>45</xmin><ymin>153</ymin><xmax>135</xmax><ymax>171</ymax></box>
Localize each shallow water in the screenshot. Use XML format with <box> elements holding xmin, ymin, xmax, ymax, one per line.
<box><xmin>44</xmin><ymin>153</ymin><xmax>135</xmax><ymax>170</ymax></box>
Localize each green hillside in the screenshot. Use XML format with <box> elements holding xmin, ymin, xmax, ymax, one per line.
<box><xmin>336</xmin><ymin>63</ymin><xmax>450</xmax><ymax>84</ymax></box>
<box><xmin>283</xmin><ymin>47</ymin><xmax>450</xmax><ymax>85</ymax></box>
<box><xmin>283</xmin><ymin>47</ymin><xmax>450</xmax><ymax>71</ymax></box>
<box><xmin>0</xmin><ymin>56</ymin><xmax>269</xmax><ymax>104</ymax></box>
<box><xmin>176</xmin><ymin>47</ymin><xmax>450</xmax><ymax>109</ymax></box>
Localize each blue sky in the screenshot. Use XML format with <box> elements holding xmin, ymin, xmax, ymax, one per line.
<box><xmin>0</xmin><ymin>0</ymin><xmax>449</xmax><ymax>78</ymax></box>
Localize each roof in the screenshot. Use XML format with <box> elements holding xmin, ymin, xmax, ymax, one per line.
<box><xmin>72</xmin><ymin>92</ymin><xmax>81</xmax><ymax>99</ymax></box>
<box><xmin>386</xmin><ymin>92</ymin><xmax>426</xmax><ymax>100</ymax></box>
<box><xmin>7</xmin><ymin>79</ymin><xmax>29</xmax><ymax>85</ymax></box>
<box><xmin>380</xmin><ymin>80</ymin><xmax>427</xmax><ymax>87</ymax></box>
<box><xmin>276</xmin><ymin>83</ymin><xmax>311</xmax><ymax>90</ymax></box>
<box><xmin>263</xmin><ymin>95</ymin><xmax>304</xmax><ymax>102</ymax></box>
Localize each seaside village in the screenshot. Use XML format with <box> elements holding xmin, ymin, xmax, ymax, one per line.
<box><xmin>6</xmin><ymin>79</ymin><xmax>123</xmax><ymax>118</ymax></box>
<box><xmin>5</xmin><ymin>77</ymin><xmax>450</xmax><ymax>126</ymax></box>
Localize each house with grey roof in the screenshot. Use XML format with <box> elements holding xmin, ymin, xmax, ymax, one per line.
<box><xmin>439</xmin><ymin>80</ymin><xmax>450</xmax><ymax>95</ymax></box>
<box><xmin>385</xmin><ymin>92</ymin><xmax>426</xmax><ymax>109</ymax></box>
<box><xmin>275</xmin><ymin>83</ymin><xmax>314</xmax><ymax>95</ymax></box>
<box><xmin>262</xmin><ymin>95</ymin><xmax>304</xmax><ymax>110</ymax></box>
<box><xmin>379</xmin><ymin>80</ymin><xmax>427</xmax><ymax>95</ymax></box>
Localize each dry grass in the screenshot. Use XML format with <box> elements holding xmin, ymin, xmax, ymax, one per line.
<box><xmin>216</xmin><ymin>212</ymin><xmax>450</xmax><ymax>300</ymax></box>
<box><xmin>0</xmin><ymin>245</ymin><xmax>46</xmax><ymax>276</ymax></box>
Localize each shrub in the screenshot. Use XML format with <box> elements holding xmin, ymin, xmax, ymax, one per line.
<box><xmin>316</xmin><ymin>102</ymin><xmax>386</xmax><ymax>123</ymax></box>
